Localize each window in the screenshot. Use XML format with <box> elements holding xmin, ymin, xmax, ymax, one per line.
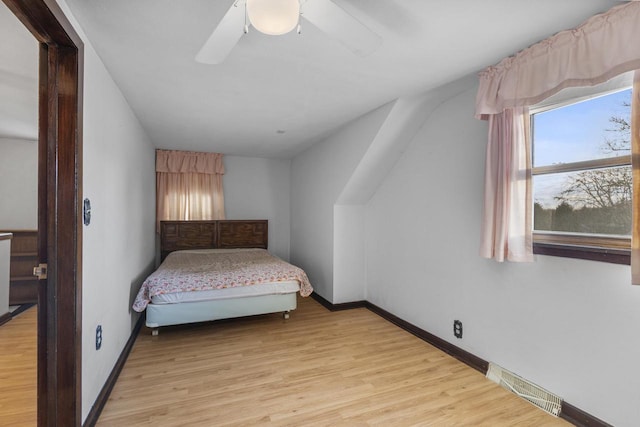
<box><xmin>530</xmin><ymin>83</ymin><xmax>633</xmax><ymax>264</ymax></box>
<box><xmin>155</xmin><ymin>150</ymin><xmax>226</xmax><ymax>232</ymax></box>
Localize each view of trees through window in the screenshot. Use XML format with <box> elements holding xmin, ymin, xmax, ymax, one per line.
<box><xmin>532</xmin><ymin>88</ymin><xmax>632</xmax><ymax>237</ymax></box>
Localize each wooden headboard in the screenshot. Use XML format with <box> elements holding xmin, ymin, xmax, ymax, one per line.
<box><xmin>160</xmin><ymin>220</ymin><xmax>268</xmax><ymax>262</ymax></box>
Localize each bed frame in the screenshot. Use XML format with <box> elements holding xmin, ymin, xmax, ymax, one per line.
<box><xmin>147</xmin><ymin>220</ymin><xmax>297</xmax><ymax>334</ymax></box>
<box><xmin>160</xmin><ymin>219</ymin><xmax>269</xmax><ymax>262</ymax></box>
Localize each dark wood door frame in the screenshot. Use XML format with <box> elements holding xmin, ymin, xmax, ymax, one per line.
<box><xmin>2</xmin><ymin>0</ymin><xmax>83</xmax><ymax>425</ymax></box>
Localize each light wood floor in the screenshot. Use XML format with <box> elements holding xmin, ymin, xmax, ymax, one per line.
<box><xmin>0</xmin><ymin>306</ymin><xmax>37</xmax><ymax>427</ymax></box>
<box><xmin>98</xmin><ymin>298</ymin><xmax>567</xmax><ymax>426</ymax></box>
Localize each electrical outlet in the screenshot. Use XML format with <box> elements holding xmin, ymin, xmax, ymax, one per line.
<box><xmin>96</xmin><ymin>325</ymin><xmax>103</xmax><ymax>350</ymax></box>
<box><xmin>453</xmin><ymin>320</ymin><xmax>463</xmax><ymax>339</ymax></box>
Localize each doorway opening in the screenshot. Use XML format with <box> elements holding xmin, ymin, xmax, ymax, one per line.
<box><xmin>2</xmin><ymin>0</ymin><xmax>83</xmax><ymax>425</ymax></box>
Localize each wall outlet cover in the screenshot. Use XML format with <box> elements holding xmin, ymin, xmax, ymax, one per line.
<box><xmin>96</xmin><ymin>324</ymin><xmax>102</xmax><ymax>350</ymax></box>
<box><xmin>453</xmin><ymin>320</ymin><xmax>463</xmax><ymax>339</ymax></box>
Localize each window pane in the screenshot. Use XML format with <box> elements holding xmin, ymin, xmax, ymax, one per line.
<box><xmin>532</xmin><ymin>88</ymin><xmax>631</xmax><ymax>167</ymax></box>
<box><xmin>533</xmin><ymin>166</ymin><xmax>632</xmax><ymax>236</ymax></box>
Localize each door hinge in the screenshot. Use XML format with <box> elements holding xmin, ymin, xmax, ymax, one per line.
<box><xmin>33</xmin><ymin>263</ymin><xmax>47</xmax><ymax>280</ymax></box>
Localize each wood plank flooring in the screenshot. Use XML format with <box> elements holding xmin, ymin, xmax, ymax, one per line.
<box><xmin>0</xmin><ymin>306</ymin><xmax>37</xmax><ymax>427</ymax></box>
<box><xmin>98</xmin><ymin>298</ymin><xmax>568</xmax><ymax>426</ymax></box>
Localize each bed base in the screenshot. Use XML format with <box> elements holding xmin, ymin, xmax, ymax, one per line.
<box><xmin>146</xmin><ymin>292</ymin><xmax>297</xmax><ymax>335</ymax></box>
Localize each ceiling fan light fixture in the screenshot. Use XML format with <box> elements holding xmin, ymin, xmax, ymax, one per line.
<box><xmin>246</xmin><ymin>0</ymin><xmax>300</xmax><ymax>36</ymax></box>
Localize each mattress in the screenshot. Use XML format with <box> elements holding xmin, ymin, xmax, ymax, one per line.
<box><xmin>133</xmin><ymin>248</ymin><xmax>313</xmax><ymax>312</ymax></box>
<box><xmin>150</xmin><ymin>279</ymin><xmax>300</xmax><ymax>304</ymax></box>
<box><xmin>145</xmin><ymin>292</ymin><xmax>298</xmax><ymax>328</ymax></box>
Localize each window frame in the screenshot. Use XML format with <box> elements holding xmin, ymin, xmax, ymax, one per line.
<box><xmin>529</xmin><ymin>83</ymin><xmax>633</xmax><ymax>265</ymax></box>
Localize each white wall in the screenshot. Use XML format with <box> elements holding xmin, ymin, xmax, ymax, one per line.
<box><xmin>333</xmin><ymin>204</ymin><xmax>366</xmax><ymax>302</ymax></box>
<box><xmin>0</xmin><ymin>137</ymin><xmax>37</xmax><ymax>229</ymax></box>
<box><xmin>56</xmin><ymin>1</ymin><xmax>157</xmax><ymax>422</ymax></box>
<box><xmin>365</xmin><ymin>84</ymin><xmax>640</xmax><ymax>426</ymax></box>
<box><xmin>290</xmin><ymin>104</ymin><xmax>393</xmax><ymax>301</ymax></box>
<box><xmin>291</xmin><ymin>79</ymin><xmax>475</xmax><ymax>303</ymax></box>
<box><xmin>223</xmin><ymin>155</ymin><xmax>291</xmax><ymax>261</ymax></box>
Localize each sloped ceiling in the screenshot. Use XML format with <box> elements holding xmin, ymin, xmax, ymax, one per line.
<box><xmin>3</xmin><ymin>0</ymin><xmax>623</xmax><ymax>157</ymax></box>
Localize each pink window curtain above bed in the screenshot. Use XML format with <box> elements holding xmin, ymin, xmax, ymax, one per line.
<box><xmin>156</xmin><ymin>149</ymin><xmax>225</xmax><ymax>232</ymax></box>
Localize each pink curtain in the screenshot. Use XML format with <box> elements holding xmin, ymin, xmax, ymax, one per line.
<box><xmin>632</xmin><ymin>71</ymin><xmax>640</xmax><ymax>285</ymax></box>
<box><xmin>479</xmin><ymin>108</ymin><xmax>533</xmax><ymax>262</ymax></box>
<box><xmin>477</xmin><ymin>1</ymin><xmax>640</xmax><ymax>269</ymax></box>
<box><xmin>156</xmin><ymin>150</ymin><xmax>225</xmax><ymax>232</ymax></box>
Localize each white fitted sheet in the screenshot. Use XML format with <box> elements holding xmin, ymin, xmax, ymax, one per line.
<box><xmin>150</xmin><ymin>279</ymin><xmax>300</xmax><ymax>304</ymax></box>
<box><xmin>146</xmin><ymin>293</ymin><xmax>298</xmax><ymax>328</ymax></box>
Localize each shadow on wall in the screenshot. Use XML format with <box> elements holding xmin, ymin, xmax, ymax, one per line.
<box><xmin>128</xmin><ymin>259</ymin><xmax>156</xmax><ymax>329</ymax></box>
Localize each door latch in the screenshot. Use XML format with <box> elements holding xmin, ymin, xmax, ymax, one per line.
<box><xmin>33</xmin><ymin>263</ymin><xmax>48</xmax><ymax>280</ymax></box>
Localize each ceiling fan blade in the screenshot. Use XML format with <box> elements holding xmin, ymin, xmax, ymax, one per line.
<box><xmin>301</xmin><ymin>0</ymin><xmax>382</xmax><ymax>57</ymax></box>
<box><xmin>196</xmin><ymin>2</ymin><xmax>246</xmax><ymax>65</ymax></box>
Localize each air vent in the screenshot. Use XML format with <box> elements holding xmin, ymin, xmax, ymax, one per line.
<box><xmin>486</xmin><ymin>363</ymin><xmax>562</xmax><ymax>417</ymax></box>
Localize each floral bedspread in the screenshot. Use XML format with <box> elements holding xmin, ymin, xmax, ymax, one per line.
<box><xmin>133</xmin><ymin>249</ymin><xmax>313</xmax><ymax>312</ymax></box>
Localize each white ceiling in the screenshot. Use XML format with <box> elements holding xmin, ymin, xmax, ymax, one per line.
<box><xmin>2</xmin><ymin>0</ymin><xmax>623</xmax><ymax>157</ymax></box>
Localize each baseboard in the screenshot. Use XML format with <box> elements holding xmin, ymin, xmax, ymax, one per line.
<box><xmin>559</xmin><ymin>402</ymin><xmax>612</xmax><ymax>427</ymax></box>
<box><xmin>310</xmin><ymin>292</ymin><xmax>367</xmax><ymax>311</ymax></box>
<box><xmin>0</xmin><ymin>311</ymin><xmax>10</xmax><ymax>327</ymax></box>
<box><xmin>313</xmin><ymin>294</ymin><xmax>609</xmax><ymax>427</ymax></box>
<box><xmin>10</xmin><ymin>303</ymin><xmax>35</xmax><ymax>318</ymax></box>
<box><xmin>364</xmin><ymin>301</ymin><xmax>489</xmax><ymax>374</ymax></box>
<box><xmin>83</xmin><ymin>314</ymin><xmax>144</xmax><ymax>427</ymax></box>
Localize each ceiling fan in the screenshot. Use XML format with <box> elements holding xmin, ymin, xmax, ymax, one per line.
<box><xmin>196</xmin><ymin>0</ymin><xmax>382</xmax><ymax>64</ymax></box>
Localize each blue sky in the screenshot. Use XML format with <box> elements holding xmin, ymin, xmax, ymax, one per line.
<box><xmin>533</xmin><ymin>88</ymin><xmax>631</xmax><ymax>166</ymax></box>
<box><xmin>532</xmin><ymin>88</ymin><xmax>631</xmax><ymax>208</ymax></box>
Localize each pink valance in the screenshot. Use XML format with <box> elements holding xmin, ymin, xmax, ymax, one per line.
<box><xmin>156</xmin><ymin>149</ymin><xmax>225</xmax><ymax>175</ymax></box>
<box><xmin>476</xmin><ymin>1</ymin><xmax>640</xmax><ymax>119</ymax></box>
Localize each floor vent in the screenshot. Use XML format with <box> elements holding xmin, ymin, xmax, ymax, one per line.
<box><xmin>486</xmin><ymin>363</ymin><xmax>562</xmax><ymax>417</ymax></box>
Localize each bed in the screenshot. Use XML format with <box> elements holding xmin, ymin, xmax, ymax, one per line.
<box><xmin>133</xmin><ymin>220</ymin><xmax>313</xmax><ymax>334</ymax></box>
